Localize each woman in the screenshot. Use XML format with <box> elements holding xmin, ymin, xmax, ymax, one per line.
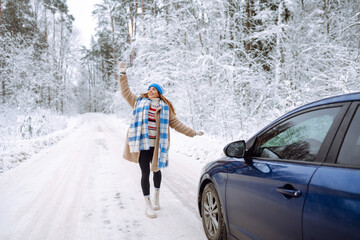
<box><xmin>118</xmin><ymin>62</ymin><xmax>204</xmax><ymax>218</ymax></box>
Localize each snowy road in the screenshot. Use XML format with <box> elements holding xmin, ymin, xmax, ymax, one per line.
<box><xmin>0</xmin><ymin>114</ymin><xmax>207</xmax><ymax>240</ymax></box>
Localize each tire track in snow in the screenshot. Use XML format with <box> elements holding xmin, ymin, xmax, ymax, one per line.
<box><xmin>16</xmin><ymin>127</ymin><xmax>92</xmax><ymax>239</ymax></box>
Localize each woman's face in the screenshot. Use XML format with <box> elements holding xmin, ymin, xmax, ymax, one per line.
<box><xmin>148</xmin><ymin>87</ymin><xmax>160</xmax><ymax>99</ymax></box>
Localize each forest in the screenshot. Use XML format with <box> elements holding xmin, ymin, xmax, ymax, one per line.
<box><xmin>1</xmin><ymin>0</ymin><xmax>359</xmax><ymax>142</ymax></box>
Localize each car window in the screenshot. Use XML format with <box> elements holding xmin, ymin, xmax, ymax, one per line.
<box><xmin>337</xmin><ymin>106</ymin><xmax>360</xmax><ymax>167</ymax></box>
<box><xmin>253</xmin><ymin>107</ymin><xmax>340</xmax><ymax>162</ymax></box>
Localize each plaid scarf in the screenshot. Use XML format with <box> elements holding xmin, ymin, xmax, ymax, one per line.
<box><xmin>128</xmin><ymin>97</ymin><xmax>170</xmax><ymax>168</ymax></box>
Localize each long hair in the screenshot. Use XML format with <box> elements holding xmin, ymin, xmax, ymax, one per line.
<box><xmin>140</xmin><ymin>93</ymin><xmax>176</xmax><ymax>115</ymax></box>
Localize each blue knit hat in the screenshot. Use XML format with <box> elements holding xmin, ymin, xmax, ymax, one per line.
<box><xmin>148</xmin><ymin>83</ymin><xmax>164</xmax><ymax>95</ymax></box>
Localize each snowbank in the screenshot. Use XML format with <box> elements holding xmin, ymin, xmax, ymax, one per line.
<box><xmin>0</xmin><ymin>115</ymin><xmax>82</xmax><ymax>173</ymax></box>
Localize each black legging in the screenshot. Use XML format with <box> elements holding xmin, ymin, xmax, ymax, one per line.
<box><xmin>139</xmin><ymin>147</ymin><xmax>162</xmax><ymax>196</ymax></box>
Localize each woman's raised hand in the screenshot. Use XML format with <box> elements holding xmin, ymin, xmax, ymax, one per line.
<box><xmin>195</xmin><ymin>131</ymin><xmax>204</xmax><ymax>136</ymax></box>
<box><xmin>119</xmin><ymin>62</ymin><xmax>127</xmax><ymax>76</ymax></box>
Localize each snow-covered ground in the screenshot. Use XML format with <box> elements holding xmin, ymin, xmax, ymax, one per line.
<box><xmin>0</xmin><ymin>113</ymin><xmax>227</xmax><ymax>240</ymax></box>
<box><xmin>0</xmin><ymin>110</ymin><xmax>81</xmax><ymax>174</ymax></box>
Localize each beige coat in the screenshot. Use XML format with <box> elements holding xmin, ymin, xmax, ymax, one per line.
<box><xmin>120</xmin><ymin>75</ymin><xmax>196</xmax><ymax>172</ymax></box>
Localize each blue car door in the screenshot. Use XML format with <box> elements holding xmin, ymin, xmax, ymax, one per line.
<box><xmin>303</xmin><ymin>103</ymin><xmax>360</xmax><ymax>240</ymax></box>
<box><xmin>226</xmin><ymin>105</ymin><xmax>346</xmax><ymax>240</ymax></box>
<box><xmin>226</xmin><ymin>160</ymin><xmax>318</xmax><ymax>240</ymax></box>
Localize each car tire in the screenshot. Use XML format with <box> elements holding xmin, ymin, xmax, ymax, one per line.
<box><xmin>201</xmin><ymin>183</ymin><xmax>227</xmax><ymax>240</ymax></box>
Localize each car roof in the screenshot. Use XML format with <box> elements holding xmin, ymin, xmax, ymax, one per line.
<box><xmin>246</xmin><ymin>91</ymin><xmax>360</xmax><ymax>146</ymax></box>
<box><xmin>282</xmin><ymin>91</ymin><xmax>360</xmax><ymax>119</ymax></box>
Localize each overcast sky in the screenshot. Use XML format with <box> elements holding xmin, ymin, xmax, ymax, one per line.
<box><xmin>67</xmin><ymin>0</ymin><xmax>100</xmax><ymax>47</ymax></box>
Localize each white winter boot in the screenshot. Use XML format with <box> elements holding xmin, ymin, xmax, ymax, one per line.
<box><xmin>144</xmin><ymin>196</ymin><xmax>157</xmax><ymax>218</ymax></box>
<box><xmin>153</xmin><ymin>188</ymin><xmax>160</xmax><ymax>211</ymax></box>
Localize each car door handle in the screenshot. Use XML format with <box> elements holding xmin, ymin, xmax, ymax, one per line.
<box><xmin>276</xmin><ymin>186</ymin><xmax>302</xmax><ymax>198</ymax></box>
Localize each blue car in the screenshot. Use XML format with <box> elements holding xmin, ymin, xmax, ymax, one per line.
<box><xmin>198</xmin><ymin>92</ymin><xmax>360</xmax><ymax>240</ymax></box>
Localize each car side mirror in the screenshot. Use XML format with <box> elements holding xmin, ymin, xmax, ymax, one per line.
<box><xmin>224</xmin><ymin>140</ymin><xmax>246</xmax><ymax>158</ymax></box>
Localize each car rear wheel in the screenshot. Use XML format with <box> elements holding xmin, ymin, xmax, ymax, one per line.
<box><xmin>201</xmin><ymin>183</ymin><xmax>226</xmax><ymax>240</ymax></box>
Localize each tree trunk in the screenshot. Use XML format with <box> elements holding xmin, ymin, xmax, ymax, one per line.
<box><xmin>1</xmin><ymin>78</ymin><xmax>5</xmax><ymax>104</ymax></box>
<box><xmin>135</xmin><ymin>1</ymin><xmax>137</xmax><ymax>36</ymax></box>
<box><xmin>1</xmin><ymin>28</ymin><xmax>4</xmax><ymax>103</ymax></box>
<box><xmin>245</xmin><ymin>0</ymin><xmax>252</xmax><ymax>53</ymax></box>
<box><xmin>133</xmin><ymin>2</ymin><xmax>138</xmax><ymax>62</ymax></box>
<box><xmin>59</xmin><ymin>15</ymin><xmax>64</xmax><ymax>113</ymax></box>
<box><xmin>88</xmin><ymin>64</ymin><xmax>92</xmax><ymax>112</ymax></box>
<box><xmin>141</xmin><ymin>0</ymin><xmax>145</xmax><ymax>31</ymax></box>
<box><xmin>44</xmin><ymin>8</ymin><xmax>47</xmax><ymax>43</ymax></box>
<box><xmin>274</xmin><ymin>0</ymin><xmax>284</xmax><ymax>98</ymax></box>
<box><xmin>357</xmin><ymin>39</ymin><xmax>360</xmax><ymax>61</ymax></box>
<box><xmin>166</xmin><ymin>3</ymin><xmax>169</xmax><ymax>25</ymax></box>
<box><xmin>228</xmin><ymin>0</ymin><xmax>235</xmax><ymax>49</ymax></box>
<box><xmin>111</xmin><ymin>15</ymin><xmax>118</xmax><ymax>89</ymax></box>
<box><xmin>101</xmin><ymin>52</ymin><xmax>105</xmax><ymax>83</ymax></box>
<box><xmin>52</xmin><ymin>11</ymin><xmax>58</xmax><ymax>111</ymax></box>
<box><xmin>129</xmin><ymin>3</ymin><xmax>134</xmax><ymax>65</ymax></box>
<box><xmin>0</xmin><ymin>0</ymin><xmax>2</xmax><ymax>26</ymax></box>
<box><xmin>53</xmin><ymin>12</ymin><xmax>56</xmax><ymax>49</ymax></box>
<box><xmin>323</xmin><ymin>0</ymin><xmax>330</xmax><ymax>36</ymax></box>
<box><xmin>48</xmin><ymin>86</ymin><xmax>51</xmax><ymax>107</ymax></box>
<box><xmin>43</xmin><ymin>6</ymin><xmax>49</xmax><ymax>107</ymax></box>
<box><xmin>128</xmin><ymin>2</ymin><xmax>138</xmax><ymax>66</ymax></box>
